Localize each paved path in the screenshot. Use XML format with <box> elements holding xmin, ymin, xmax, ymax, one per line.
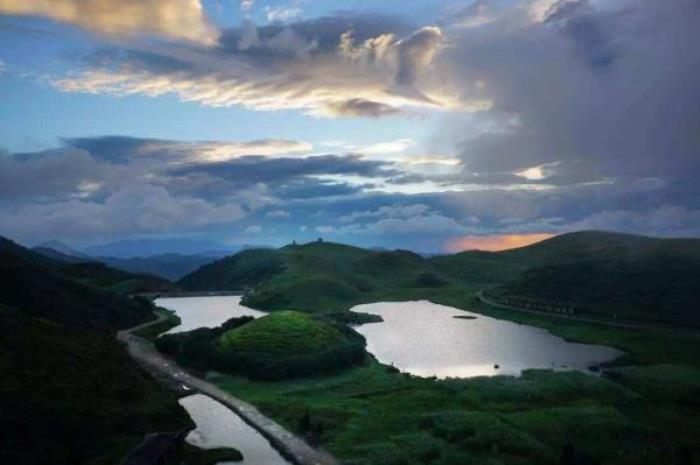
<box><xmin>118</xmin><ymin>316</ymin><xmax>339</xmax><ymax>465</ymax></box>
<box><xmin>476</xmin><ymin>290</ymin><xmax>673</xmax><ymax>331</ymax></box>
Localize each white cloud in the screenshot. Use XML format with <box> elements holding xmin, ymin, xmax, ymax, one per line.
<box><xmin>51</xmin><ymin>24</ymin><xmax>484</xmax><ymax>118</ymax></box>
<box><xmin>266</xmin><ymin>6</ymin><xmax>301</xmax><ymax>23</ymax></box>
<box><xmin>316</xmin><ymin>225</ymin><xmax>336</xmax><ymax>234</ymax></box>
<box><xmin>266</xmin><ymin>209</ymin><xmax>291</xmax><ymax>218</ymax></box>
<box><xmin>244</xmin><ymin>224</ymin><xmax>262</xmax><ymax>233</ymax></box>
<box><xmin>121</xmin><ymin>138</ymin><xmax>312</xmax><ymax>162</ymax></box>
<box><xmin>0</xmin><ymin>0</ymin><xmax>218</xmax><ymax>45</ymax></box>
<box><xmin>0</xmin><ymin>60</ymin><xmax>6</xmax><ymax>75</ymax></box>
<box><xmin>0</xmin><ymin>184</ymin><xmax>246</xmax><ymax>243</ymax></box>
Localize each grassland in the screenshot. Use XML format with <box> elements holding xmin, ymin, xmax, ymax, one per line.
<box><xmin>210</xmin><ymin>305</ymin><xmax>700</xmax><ymax>464</ymax></box>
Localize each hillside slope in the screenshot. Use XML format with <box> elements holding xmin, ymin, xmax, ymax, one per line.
<box><xmin>0</xmin><ymin>236</ymin><xmax>192</xmax><ymax>464</ymax></box>
<box><xmin>488</xmin><ymin>232</ymin><xmax>700</xmax><ymax>326</ymax></box>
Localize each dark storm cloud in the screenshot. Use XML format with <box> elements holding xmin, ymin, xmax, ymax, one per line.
<box><xmin>447</xmin><ymin>0</ymin><xmax>700</xmax><ymax>182</ymax></box>
<box><xmin>168</xmin><ymin>154</ymin><xmax>397</xmax><ymax>183</ymax></box>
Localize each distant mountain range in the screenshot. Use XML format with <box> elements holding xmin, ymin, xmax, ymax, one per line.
<box><xmin>179</xmin><ymin>231</ymin><xmax>700</xmax><ymax>327</ymax></box>
<box><xmin>82</xmin><ymin>238</ymin><xmax>240</xmax><ymax>258</ymax></box>
<box><xmin>31</xmin><ymin>239</ymin><xmax>272</xmax><ymax>280</ymax></box>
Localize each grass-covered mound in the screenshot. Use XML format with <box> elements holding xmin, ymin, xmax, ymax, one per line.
<box><xmin>157</xmin><ymin>312</ymin><xmax>366</xmax><ymax>380</ymax></box>
<box><xmin>221</xmin><ymin>310</ymin><xmax>348</xmax><ymax>353</ymax></box>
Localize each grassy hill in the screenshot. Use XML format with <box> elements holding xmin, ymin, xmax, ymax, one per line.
<box><xmin>178</xmin><ymin>232</ymin><xmax>700</xmax><ymax>326</ymax></box>
<box><xmin>220</xmin><ymin>310</ymin><xmax>349</xmax><ymax>355</ymax></box>
<box><xmin>487</xmin><ymin>232</ymin><xmax>700</xmax><ymax>326</ymax></box>
<box><xmin>157</xmin><ymin>311</ymin><xmax>366</xmax><ymax>380</ymax></box>
<box><xmin>0</xmin><ymin>236</ymin><xmax>193</xmax><ymax>464</ymax></box>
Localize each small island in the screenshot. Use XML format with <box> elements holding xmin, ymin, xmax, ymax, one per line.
<box><xmin>156</xmin><ymin>311</ymin><xmax>367</xmax><ymax>379</ymax></box>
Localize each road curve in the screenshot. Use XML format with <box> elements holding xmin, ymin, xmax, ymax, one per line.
<box><xmin>117</xmin><ymin>315</ymin><xmax>339</xmax><ymax>465</ymax></box>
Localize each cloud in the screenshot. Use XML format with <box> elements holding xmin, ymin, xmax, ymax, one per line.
<box><xmin>266</xmin><ymin>209</ymin><xmax>291</xmax><ymax>218</ymax></box>
<box><xmin>66</xmin><ymin>136</ymin><xmax>312</xmax><ymax>163</ymax></box>
<box><xmin>321</xmin><ymin>99</ymin><xmax>401</xmax><ymax>118</ymax></box>
<box><xmin>266</xmin><ymin>6</ymin><xmax>301</xmax><ymax>23</ymax></box>
<box><xmin>336</xmin><ymin>203</ymin><xmax>471</xmax><ymax>236</ymax></box>
<box><xmin>339</xmin><ymin>203</ymin><xmax>431</xmax><ymax>223</ymax></box>
<box><xmin>244</xmin><ymin>224</ymin><xmax>262</xmax><ymax>233</ymax></box>
<box><xmin>0</xmin><ymin>184</ymin><xmax>246</xmax><ymax>243</ymax></box>
<box><xmin>51</xmin><ymin>17</ymin><xmax>471</xmax><ymax>118</ymax></box>
<box><xmin>0</xmin><ymin>0</ymin><xmax>218</xmax><ymax>45</ymax></box>
<box><xmin>445</xmin><ymin>0</ymin><xmax>700</xmax><ymax>184</ymax></box>
<box><xmin>0</xmin><ymin>59</ymin><xmax>5</xmax><ymax>74</ymax></box>
<box><xmin>564</xmin><ymin>206</ymin><xmax>700</xmax><ymax>237</ymax></box>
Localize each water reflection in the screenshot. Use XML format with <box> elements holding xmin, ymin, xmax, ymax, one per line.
<box><xmin>179</xmin><ymin>394</ymin><xmax>292</xmax><ymax>465</ymax></box>
<box><xmin>156</xmin><ymin>296</ymin><xmax>265</xmax><ymax>334</ymax></box>
<box><xmin>352</xmin><ymin>300</ymin><xmax>623</xmax><ymax>378</ymax></box>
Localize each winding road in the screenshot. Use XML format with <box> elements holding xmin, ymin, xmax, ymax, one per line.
<box><xmin>117</xmin><ymin>314</ymin><xmax>339</xmax><ymax>465</ymax></box>
<box><xmin>476</xmin><ymin>290</ymin><xmax>671</xmax><ymax>331</ymax></box>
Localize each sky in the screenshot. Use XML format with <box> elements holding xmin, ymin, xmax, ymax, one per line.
<box><xmin>0</xmin><ymin>0</ymin><xmax>698</xmax><ymax>253</ymax></box>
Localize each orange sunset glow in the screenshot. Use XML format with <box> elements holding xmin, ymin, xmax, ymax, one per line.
<box><xmin>445</xmin><ymin>233</ymin><xmax>555</xmax><ymax>253</ymax></box>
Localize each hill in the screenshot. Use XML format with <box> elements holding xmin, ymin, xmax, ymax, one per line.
<box><xmin>0</xmin><ymin>236</ymin><xmax>193</xmax><ymax>464</ymax></box>
<box><xmin>0</xmin><ymin>237</ymin><xmax>158</xmax><ymax>331</ymax></box>
<box><xmin>220</xmin><ymin>310</ymin><xmax>349</xmax><ymax>355</ymax></box>
<box><xmin>178</xmin><ymin>232</ymin><xmax>700</xmax><ymax>326</ymax></box>
<box><xmin>157</xmin><ymin>311</ymin><xmax>366</xmax><ymax>379</ymax></box>
<box><xmin>487</xmin><ymin>232</ymin><xmax>700</xmax><ymax>326</ymax></box>
<box><xmin>178</xmin><ymin>241</ymin><xmax>462</xmax><ymax>313</ymax></box>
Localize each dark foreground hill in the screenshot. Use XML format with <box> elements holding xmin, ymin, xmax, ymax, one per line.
<box><xmin>179</xmin><ymin>231</ymin><xmax>700</xmax><ymax>326</ymax></box>
<box><xmin>0</xmin><ymin>236</ymin><xmax>192</xmax><ymax>464</ymax></box>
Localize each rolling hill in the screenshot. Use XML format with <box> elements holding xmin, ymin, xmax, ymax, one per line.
<box><xmin>0</xmin><ymin>236</ymin><xmax>192</xmax><ymax>464</ymax></box>
<box><xmin>178</xmin><ymin>231</ymin><xmax>700</xmax><ymax>326</ymax></box>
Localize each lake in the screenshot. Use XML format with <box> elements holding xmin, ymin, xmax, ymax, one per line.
<box><xmin>351</xmin><ymin>300</ymin><xmax>623</xmax><ymax>378</ymax></box>
<box><xmin>179</xmin><ymin>394</ymin><xmax>292</xmax><ymax>465</ymax></box>
<box><xmin>155</xmin><ymin>295</ymin><xmax>266</xmax><ymax>334</ymax></box>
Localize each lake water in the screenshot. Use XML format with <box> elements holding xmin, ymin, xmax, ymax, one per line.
<box><xmin>179</xmin><ymin>394</ymin><xmax>292</xmax><ymax>465</ymax></box>
<box><xmin>351</xmin><ymin>300</ymin><xmax>623</xmax><ymax>378</ymax></box>
<box><xmin>155</xmin><ymin>295</ymin><xmax>266</xmax><ymax>334</ymax></box>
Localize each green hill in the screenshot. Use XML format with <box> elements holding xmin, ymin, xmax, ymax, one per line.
<box><xmin>178</xmin><ymin>232</ymin><xmax>700</xmax><ymax>326</ymax></box>
<box><xmin>157</xmin><ymin>311</ymin><xmax>366</xmax><ymax>379</ymax></box>
<box><xmin>0</xmin><ymin>237</ymin><xmax>192</xmax><ymax>464</ymax></box>
<box><xmin>488</xmin><ymin>232</ymin><xmax>700</xmax><ymax>326</ymax></box>
<box><xmin>0</xmin><ymin>237</ymin><xmax>157</xmax><ymax>331</ymax></box>
<box><xmin>220</xmin><ymin>310</ymin><xmax>348</xmax><ymax>355</ymax></box>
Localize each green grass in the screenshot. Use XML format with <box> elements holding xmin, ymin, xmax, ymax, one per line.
<box><xmin>211</xmin><ymin>353</ymin><xmax>699</xmax><ymax>465</ymax></box>
<box><xmin>220</xmin><ymin>311</ymin><xmax>347</xmax><ymax>354</ymax></box>
<box><xmin>204</xmin><ymin>284</ymin><xmax>700</xmax><ymax>465</ymax></box>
